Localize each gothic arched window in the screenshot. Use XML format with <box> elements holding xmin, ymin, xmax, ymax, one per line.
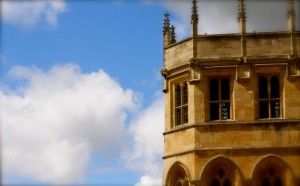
<box><xmin>209</xmin><ymin>77</ymin><xmax>231</xmax><ymax>121</ymax></box>
<box><xmin>258</xmin><ymin>74</ymin><xmax>281</xmax><ymax>119</ymax></box>
<box><xmin>210</xmin><ymin>167</ymin><xmax>232</xmax><ymax>186</ymax></box>
<box><xmin>175</xmin><ymin>82</ymin><xmax>188</xmax><ymax>126</ymax></box>
<box><xmin>261</xmin><ymin>166</ymin><xmax>283</xmax><ymax>186</ymax></box>
<box><xmin>168</xmin><ymin>164</ymin><xmax>189</xmax><ymax>186</ymax></box>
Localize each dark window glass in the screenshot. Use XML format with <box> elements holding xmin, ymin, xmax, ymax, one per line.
<box><xmin>271</xmin><ymin>100</ymin><xmax>280</xmax><ymax>118</ymax></box>
<box><xmin>221</xmin><ymin>103</ymin><xmax>230</xmax><ymax>120</ymax></box>
<box><xmin>262</xmin><ymin>177</ymin><xmax>271</xmax><ymax>186</ymax></box>
<box><xmin>258</xmin><ymin>74</ymin><xmax>281</xmax><ymax>119</ymax></box>
<box><xmin>183</xmin><ymin>83</ymin><xmax>188</xmax><ymax>104</ymax></box>
<box><xmin>183</xmin><ymin>106</ymin><xmax>188</xmax><ymax>123</ymax></box>
<box><xmin>271</xmin><ymin>76</ymin><xmax>280</xmax><ymax>98</ymax></box>
<box><xmin>259</xmin><ymin>101</ymin><xmax>269</xmax><ymax>118</ymax></box>
<box><xmin>210</xmin><ymin>103</ymin><xmax>219</xmax><ymax>121</ymax></box>
<box><xmin>176</xmin><ymin>108</ymin><xmax>181</xmax><ymax>126</ymax></box>
<box><xmin>175</xmin><ymin>182</ymin><xmax>182</xmax><ymax>186</ymax></box>
<box><xmin>210</xmin><ymin>78</ymin><xmax>219</xmax><ymax>101</ymax></box>
<box><xmin>211</xmin><ymin>178</ymin><xmax>220</xmax><ymax>186</ymax></box>
<box><xmin>221</xmin><ymin>78</ymin><xmax>230</xmax><ymax>100</ymax></box>
<box><xmin>209</xmin><ymin>77</ymin><xmax>231</xmax><ymax>121</ymax></box>
<box><xmin>259</xmin><ymin>76</ymin><xmax>268</xmax><ymax>98</ymax></box>
<box><xmin>223</xmin><ymin>178</ymin><xmax>232</xmax><ymax>186</ymax></box>
<box><xmin>174</xmin><ymin>82</ymin><xmax>188</xmax><ymax>126</ymax></box>
<box><xmin>175</xmin><ymin>85</ymin><xmax>181</xmax><ymax>106</ymax></box>
<box><xmin>274</xmin><ymin>177</ymin><xmax>283</xmax><ymax>186</ymax></box>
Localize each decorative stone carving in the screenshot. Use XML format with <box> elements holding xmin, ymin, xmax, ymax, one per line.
<box><xmin>170</xmin><ymin>25</ymin><xmax>176</xmax><ymax>44</ymax></box>
<box><xmin>160</xmin><ymin>68</ymin><xmax>169</xmax><ymax>93</ymax></box>
<box><xmin>237</xmin><ymin>64</ymin><xmax>251</xmax><ymax>83</ymax></box>
<box><xmin>163</xmin><ymin>12</ymin><xmax>170</xmax><ymax>36</ymax></box>
<box><xmin>189</xmin><ymin>58</ymin><xmax>201</xmax><ymax>67</ymax></box>
<box><xmin>189</xmin><ymin>58</ymin><xmax>201</xmax><ymax>83</ymax></box>
<box><xmin>239</xmin><ymin>56</ymin><xmax>247</xmax><ymax>63</ymax></box>
<box><xmin>287</xmin><ymin>58</ymin><xmax>300</xmax><ymax>81</ymax></box>
<box><xmin>160</xmin><ymin>67</ymin><xmax>169</xmax><ymax>79</ymax></box>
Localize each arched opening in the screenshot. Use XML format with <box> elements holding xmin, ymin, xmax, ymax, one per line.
<box><xmin>200</xmin><ymin>156</ymin><xmax>242</xmax><ymax>186</ymax></box>
<box><xmin>166</xmin><ymin>162</ymin><xmax>190</xmax><ymax>186</ymax></box>
<box><xmin>260</xmin><ymin>166</ymin><xmax>283</xmax><ymax>186</ymax></box>
<box><xmin>252</xmin><ymin>155</ymin><xmax>296</xmax><ymax>186</ymax></box>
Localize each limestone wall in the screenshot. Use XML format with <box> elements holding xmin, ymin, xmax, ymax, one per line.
<box><xmin>197</xmin><ymin>35</ymin><xmax>240</xmax><ymax>58</ymax></box>
<box><xmin>164</xmin><ymin>39</ymin><xmax>193</xmax><ymax>69</ymax></box>
<box><xmin>246</xmin><ymin>33</ymin><xmax>291</xmax><ymax>56</ymax></box>
<box><xmin>195</xmin><ymin>122</ymin><xmax>300</xmax><ymax>150</ymax></box>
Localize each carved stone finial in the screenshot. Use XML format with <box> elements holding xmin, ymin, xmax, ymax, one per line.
<box><xmin>163</xmin><ymin>11</ymin><xmax>170</xmax><ymax>36</ymax></box>
<box><xmin>237</xmin><ymin>0</ymin><xmax>246</xmax><ymax>34</ymax></box>
<box><xmin>191</xmin><ymin>0</ymin><xmax>198</xmax><ymax>24</ymax></box>
<box><xmin>288</xmin><ymin>0</ymin><xmax>295</xmax><ymax>17</ymax></box>
<box><xmin>170</xmin><ymin>25</ymin><xmax>176</xmax><ymax>44</ymax></box>
<box><xmin>237</xmin><ymin>0</ymin><xmax>246</xmax><ymax>22</ymax></box>
<box><xmin>287</xmin><ymin>0</ymin><xmax>296</xmax><ymax>32</ymax></box>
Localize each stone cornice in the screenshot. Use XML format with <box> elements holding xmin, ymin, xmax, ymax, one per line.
<box><xmin>164</xmin><ymin>119</ymin><xmax>300</xmax><ymax>135</ymax></box>
<box><xmin>163</xmin><ymin>146</ymin><xmax>300</xmax><ymax>159</ymax></box>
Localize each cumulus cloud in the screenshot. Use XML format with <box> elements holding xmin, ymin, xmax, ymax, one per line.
<box><xmin>1</xmin><ymin>0</ymin><xmax>67</xmax><ymax>27</ymax></box>
<box><xmin>125</xmin><ymin>94</ymin><xmax>164</xmax><ymax>185</ymax></box>
<box><xmin>1</xmin><ymin>63</ymin><xmax>138</xmax><ymax>184</ymax></box>
<box><xmin>135</xmin><ymin>175</ymin><xmax>162</xmax><ymax>186</ymax></box>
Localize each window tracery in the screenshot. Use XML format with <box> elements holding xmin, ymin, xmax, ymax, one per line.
<box><xmin>168</xmin><ymin>164</ymin><xmax>189</xmax><ymax>186</ymax></box>
<box><xmin>210</xmin><ymin>167</ymin><xmax>232</xmax><ymax>186</ymax></box>
<box><xmin>261</xmin><ymin>166</ymin><xmax>283</xmax><ymax>186</ymax></box>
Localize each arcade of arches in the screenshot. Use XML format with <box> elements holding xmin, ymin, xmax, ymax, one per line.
<box><xmin>162</xmin><ymin>0</ymin><xmax>300</xmax><ymax>186</ymax></box>
<box><xmin>165</xmin><ymin>155</ymin><xmax>296</xmax><ymax>186</ymax></box>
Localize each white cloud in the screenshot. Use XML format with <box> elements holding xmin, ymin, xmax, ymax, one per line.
<box><xmin>135</xmin><ymin>175</ymin><xmax>162</xmax><ymax>186</ymax></box>
<box><xmin>1</xmin><ymin>63</ymin><xmax>138</xmax><ymax>184</ymax></box>
<box><xmin>1</xmin><ymin>0</ymin><xmax>66</xmax><ymax>27</ymax></box>
<box><xmin>162</xmin><ymin>1</ymin><xmax>191</xmax><ymax>39</ymax></box>
<box><xmin>124</xmin><ymin>94</ymin><xmax>164</xmax><ymax>185</ymax></box>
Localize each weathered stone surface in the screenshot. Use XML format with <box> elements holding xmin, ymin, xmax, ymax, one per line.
<box><xmin>162</xmin><ymin>2</ymin><xmax>300</xmax><ymax>186</ymax></box>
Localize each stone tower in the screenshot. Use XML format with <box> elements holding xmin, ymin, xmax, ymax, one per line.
<box><xmin>161</xmin><ymin>0</ymin><xmax>300</xmax><ymax>186</ymax></box>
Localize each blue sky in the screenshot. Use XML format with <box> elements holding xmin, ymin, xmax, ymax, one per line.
<box><xmin>1</xmin><ymin>0</ymin><xmax>299</xmax><ymax>185</ymax></box>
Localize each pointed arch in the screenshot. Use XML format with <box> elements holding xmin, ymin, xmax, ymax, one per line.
<box><xmin>165</xmin><ymin>161</ymin><xmax>191</xmax><ymax>186</ymax></box>
<box><xmin>251</xmin><ymin>154</ymin><xmax>296</xmax><ymax>186</ymax></box>
<box><xmin>199</xmin><ymin>155</ymin><xmax>243</xmax><ymax>186</ymax></box>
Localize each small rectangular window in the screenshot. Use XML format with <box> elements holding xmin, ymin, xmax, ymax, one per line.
<box><xmin>174</xmin><ymin>82</ymin><xmax>188</xmax><ymax>126</ymax></box>
<box><xmin>258</xmin><ymin>74</ymin><xmax>281</xmax><ymax>119</ymax></box>
<box><xmin>209</xmin><ymin>76</ymin><xmax>231</xmax><ymax>121</ymax></box>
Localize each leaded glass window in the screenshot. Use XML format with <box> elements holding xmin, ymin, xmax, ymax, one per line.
<box><xmin>209</xmin><ymin>77</ymin><xmax>231</xmax><ymax>121</ymax></box>
<box><xmin>174</xmin><ymin>82</ymin><xmax>188</xmax><ymax>126</ymax></box>
<box><xmin>258</xmin><ymin>74</ymin><xmax>281</xmax><ymax>119</ymax></box>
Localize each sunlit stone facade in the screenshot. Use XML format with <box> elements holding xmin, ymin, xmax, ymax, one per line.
<box><xmin>161</xmin><ymin>1</ymin><xmax>300</xmax><ymax>186</ymax></box>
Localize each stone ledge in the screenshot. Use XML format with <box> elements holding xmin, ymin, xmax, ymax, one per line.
<box><xmin>163</xmin><ymin>146</ymin><xmax>300</xmax><ymax>159</ymax></box>
<box><xmin>164</xmin><ymin>119</ymin><xmax>300</xmax><ymax>135</ymax></box>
